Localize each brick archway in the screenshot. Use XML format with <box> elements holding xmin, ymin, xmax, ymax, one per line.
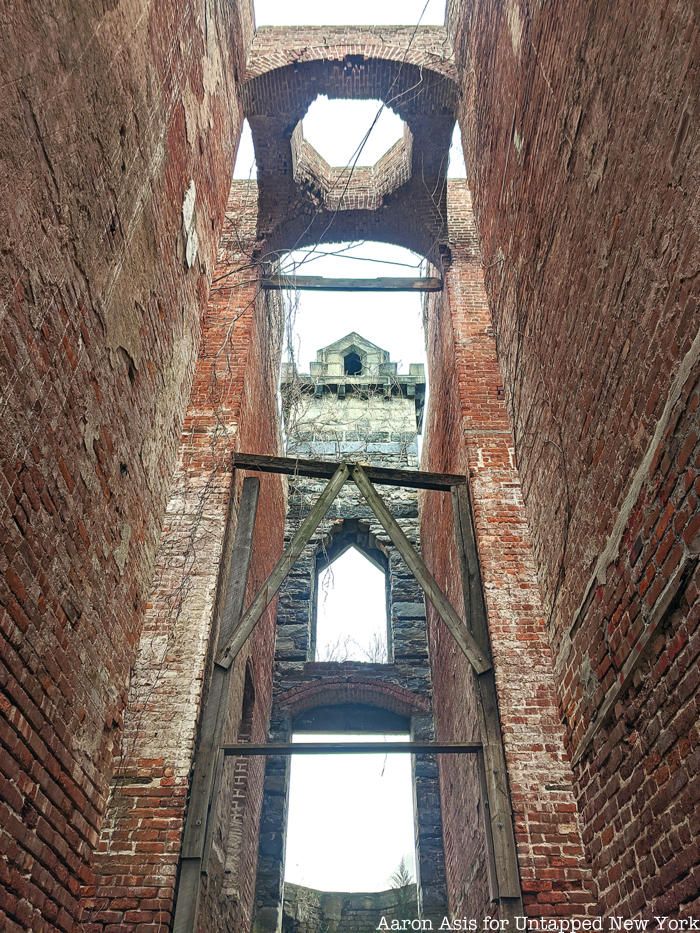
<box><xmin>278</xmin><ymin>678</ymin><xmax>431</xmax><ymax>719</ymax></box>
<box><xmin>242</xmin><ymin>28</ymin><xmax>458</xmax><ymax>263</ymax></box>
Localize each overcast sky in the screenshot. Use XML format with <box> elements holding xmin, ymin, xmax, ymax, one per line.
<box><xmin>254</xmin><ymin>0</ymin><xmax>446</xmax><ymax>27</ymax></box>
<box><xmin>285</xmin><ymin>733</ymin><xmax>416</xmax><ymax>891</ymax></box>
<box><xmin>316</xmin><ymin>548</ymin><xmax>388</xmax><ymax>662</ymax></box>
<box><xmin>232</xmin><ymin>0</ymin><xmax>460</xmax><ymax>894</ymax></box>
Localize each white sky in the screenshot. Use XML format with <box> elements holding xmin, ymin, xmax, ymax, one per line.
<box><xmin>280</xmin><ymin>242</ymin><xmax>427</xmax><ymax>376</ymax></box>
<box><xmin>304</xmin><ymin>96</ymin><xmax>405</xmax><ymax>166</ymax></box>
<box><xmin>233</xmin><ymin>117</ymin><xmax>466</xmax><ymax>180</ymax></box>
<box><xmin>316</xmin><ymin>548</ymin><xmax>388</xmax><ymax>661</ymax></box>
<box><xmin>285</xmin><ymin>733</ymin><xmax>416</xmax><ymax>891</ymax></box>
<box><xmin>233</xmin><ymin>2</ymin><xmax>456</xmax><ymax>895</ymax></box>
<box><xmin>254</xmin><ymin>0</ymin><xmax>446</xmax><ymax>27</ymax></box>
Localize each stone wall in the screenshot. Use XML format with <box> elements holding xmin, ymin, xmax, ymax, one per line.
<box><xmin>0</xmin><ymin>2</ymin><xmax>253</xmax><ymax>929</ymax></box>
<box><xmin>282</xmin><ymin>882</ymin><xmax>418</xmax><ymax>933</ymax></box>
<box><xmin>288</xmin><ymin>394</ymin><xmax>420</xmax><ymax>458</ymax></box>
<box><xmin>447</xmin><ymin>0</ymin><xmax>699</xmax><ymax>917</ymax></box>
<box><xmin>254</xmin><ymin>365</ymin><xmax>448</xmax><ymax>930</ymax></box>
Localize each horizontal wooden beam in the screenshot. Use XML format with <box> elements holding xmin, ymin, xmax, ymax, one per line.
<box><xmin>221</xmin><ymin>741</ymin><xmax>482</xmax><ymax>756</ymax></box>
<box><xmin>262</xmin><ymin>275</ymin><xmax>443</xmax><ymax>292</ymax></box>
<box><xmin>232</xmin><ymin>452</ymin><xmax>464</xmax><ymax>491</ymax></box>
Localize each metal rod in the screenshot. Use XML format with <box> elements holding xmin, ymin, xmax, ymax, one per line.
<box><xmin>221</xmin><ymin>742</ymin><xmax>483</xmax><ymax>756</ymax></box>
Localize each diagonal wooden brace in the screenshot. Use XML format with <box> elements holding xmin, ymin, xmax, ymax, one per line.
<box><xmin>215</xmin><ymin>463</ymin><xmax>350</xmax><ymax>669</ymax></box>
<box><xmin>351</xmin><ymin>465</ymin><xmax>492</xmax><ymax>675</ymax></box>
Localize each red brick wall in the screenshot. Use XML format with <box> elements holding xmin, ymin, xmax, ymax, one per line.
<box><xmin>83</xmin><ymin>183</ymin><xmax>286</xmax><ymax>931</ymax></box>
<box><xmin>421</xmin><ymin>184</ymin><xmax>596</xmax><ymax>918</ymax></box>
<box><xmin>447</xmin><ymin>0</ymin><xmax>699</xmax><ymax>916</ymax></box>
<box><xmin>0</xmin><ymin>2</ymin><xmax>253</xmax><ymax>929</ymax></box>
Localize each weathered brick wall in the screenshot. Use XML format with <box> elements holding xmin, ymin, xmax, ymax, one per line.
<box><xmin>447</xmin><ymin>0</ymin><xmax>699</xmax><ymax>916</ymax></box>
<box><xmin>82</xmin><ymin>183</ymin><xmax>286</xmax><ymax>931</ymax></box>
<box><xmin>421</xmin><ymin>184</ymin><xmax>596</xmax><ymax>919</ymax></box>
<box><xmin>0</xmin><ymin>2</ymin><xmax>253</xmax><ymax>929</ymax></box>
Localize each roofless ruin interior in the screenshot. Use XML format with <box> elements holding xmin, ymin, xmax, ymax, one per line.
<box><xmin>1</xmin><ymin>1</ymin><xmax>698</xmax><ymax>931</ymax></box>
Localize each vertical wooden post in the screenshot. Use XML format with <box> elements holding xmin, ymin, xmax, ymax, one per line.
<box><xmin>452</xmin><ymin>483</ymin><xmax>523</xmax><ymax>921</ymax></box>
<box><xmin>173</xmin><ymin>476</ymin><xmax>260</xmax><ymax>933</ymax></box>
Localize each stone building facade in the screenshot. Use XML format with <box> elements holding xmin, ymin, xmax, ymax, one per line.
<box><xmin>282</xmin><ymin>882</ymin><xmax>418</xmax><ymax>933</ymax></box>
<box><xmin>254</xmin><ymin>335</ymin><xmax>447</xmax><ymax>931</ymax></box>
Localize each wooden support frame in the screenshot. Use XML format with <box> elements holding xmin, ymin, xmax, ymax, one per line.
<box><xmin>262</xmin><ymin>274</ymin><xmax>443</xmax><ymax>292</ymax></box>
<box><xmin>174</xmin><ymin>477</ymin><xmax>260</xmax><ymax>933</ymax></box>
<box><xmin>175</xmin><ymin>452</ymin><xmax>523</xmax><ymax>929</ymax></box>
<box><xmin>217</xmin><ymin>458</ymin><xmax>489</xmax><ymax>675</ymax></box>
<box><xmin>352</xmin><ymin>465</ymin><xmax>491</xmax><ymax>675</ymax></box>
<box><xmin>452</xmin><ymin>483</ymin><xmax>523</xmax><ymax>919</ymax></box>
<box><xmin>215</xmin><ymin>463</ymin><xmax>350</xmax><ymax>669</ymax></box>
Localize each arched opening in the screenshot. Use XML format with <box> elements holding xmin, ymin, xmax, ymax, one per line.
<box><xmin>255</xmin><ymin>236</ymin><xmax>446</xmax><ymax>924</ymax></box>
<box><xmin>283</xmin><ymin>731</ymin><xmax>416</xmax><ymax>894</ymax></box>
<box><xmin>301</xmin><ymin>95</ymin><xmax>405</xmax><ymax>167</ymax></box>
<box><xmin>343</xmin><ymin>350</ymin><xmax>363</xmax><ymax>375</ymax></box>
<box><xmin>314</xmin><ymin>546</ymin><xmax>388</xmax><ymax>663</ymax></box>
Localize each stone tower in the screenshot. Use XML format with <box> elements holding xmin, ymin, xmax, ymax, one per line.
<box><xmin>281</xmin><ymin>332</ymin><xmax>426</xmax><ymax>467</ymax></box>
<box><xmin>253</xmin><ymin>335</ymin><xmax>446</xmax><ymax>932</ymax></box>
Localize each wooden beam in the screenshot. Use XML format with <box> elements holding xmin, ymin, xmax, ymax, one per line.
<box><xmin>233</xmin><ymin>451</ymin><xmax>464</xmax><ymax>491</ymax></box>
<box><xmin>221</xmin><ymin>741</ymin><xmax>483</xmax><ymax>756</ymax></box>
<box><xmin>351</xmin><ymin>465</ymin><xmax>491</xmax><ymax>675</ymax></box>
<box><xmin>572</xmin><ymin>554</ymin><xmax>697</xmax><ymax>767</ymax></box>
<box><xmin>262</xmin><ymin>274</ymin><xmax>443</xmax><ymax>292</ymax></box>
<box><xmin>215</xmin><ymin>464</ymin><xmax>350</xmax><ymax>669</ymax></box>
<box><xmin>452</xmin><ymin>484</ymin><xmax>523</xmax><ymax>913</ymax></box>
<box><xmin>476</xmin><ymin>749</ymin><xmax>499</xmax><ymax>903</ymax></box>
<box><xmin>174</xmin><ymin>476</ymin><xmax>260</xmax><ymax>933</ymax></box>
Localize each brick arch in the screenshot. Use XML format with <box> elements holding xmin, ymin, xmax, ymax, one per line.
<box><xmin>259</xmin><ymin>210</ymin><xmax>446</xmax><ymax>266</ymax></box>
<box><xmin>243</xmin><ymin>58</ymin><xmax>456</xmax><ymax>124</ymax></box>
<box><xmin>245</xmin><ymin>28</ymin><xmax>457</xmax><ymax>84</ymax></box>
<box><xmin>277</xmin><ymin>679</ymin><xmax>430</xmax><ymax>718</ymax></box>
<box><xmin>243</xmin><ymin>32</ymin><xmax>457</xmax><ymax>265</ymax></box>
